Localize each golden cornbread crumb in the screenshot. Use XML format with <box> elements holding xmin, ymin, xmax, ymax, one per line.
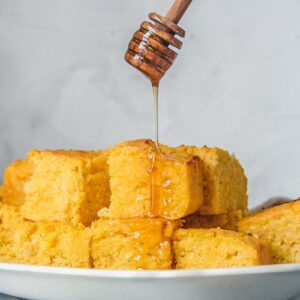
<box><xmin>107</xmin><ymin>139</ymin><xmax>203</xmax><ymax>219</ymax></box>
<box><xmin>91</xmin><ymin>218</ymin><xmax>178</xmax><ymax>270</ymax></box>
<box><xmin>0</xmin><ymin>203</ymin><xmax>33</xmax><ymax>262</ymax></box>
<box><xmin>15</xmin><ymin>222</ymin><xmax>91</xmax><ymax>268</ymax></box>
<box><xmin>238</xmin><ymin>199</ymin><xmax>300</xmax><ymax>264</ymax></box>
<box><xmin>0</xmin><ymin>202</ymin><xmax>23</xmax><ymax>226</ymax></box>
<box><xmin>22</xmin><ymin>149</ymin><xmax>110</xmax><ymax>226</ymax></box>
<box><xmin>0</xmin><ymin>226</ymin><xmax>13</xmax><ymax>262</ymax></box>
<box><xmin>0</xmin><ymin>203</ymin><xmax>16</xmax><ymax>261</ymax></box>
<box><xmin>2</xmin><ymin>159</ymin><xmax>33</xmax><ymax>206</ymax></box>
<box><xmin>177</xmin><ymin>145</ymin><xmax>247</xmax><ymax>215</ymax></box>
<box><xmin>183</xmin><ymin>210</ymin><xmax>244</xmax><ymax>231</ymax></box>
<box><xmin>173</xmin><ymin>228</ymin><xmax>272</xmax><ymax>269</ymax></box>
<box><xmin>0</xmin><ymin>225</ymin><xmax>27</xmax><ymax>263</ymax></box>
<box><xmin>0</xmin><ymin>204</ymin><xmax>91</xmax><ymax>268</ymax></box>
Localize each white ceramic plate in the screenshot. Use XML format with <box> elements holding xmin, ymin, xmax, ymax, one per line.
<box><xmin>0</xmin><ymin>263</ymin><xmax>300</xmax><ymax>300</ymax></box>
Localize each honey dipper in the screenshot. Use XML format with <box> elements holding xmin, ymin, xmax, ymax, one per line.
<box><xmin>125</xmin><ymin>0</ymin><xmax>193</xmax><ymax>86</ymax></box>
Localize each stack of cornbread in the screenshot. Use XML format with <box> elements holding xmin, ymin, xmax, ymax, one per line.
<box><xmin>0</xmin><ymin>139</ymin><xmax>298</xmax><ymax>269</ymax></box>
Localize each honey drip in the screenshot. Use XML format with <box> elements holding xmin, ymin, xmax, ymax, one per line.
<box><xmin>152</xmin><ymin>84</ymin><xmax>159</xmax><ymax>149</ymax></box>
<box><xmin>148</xmin><ymin>78</ymin><xmax>161</xmax><ymax>217</ymax></box>
<box><xmin>148</xmin><ymin>148</ymin><xmax>163</xmax><ymax>217</ymax></box>
<box><xmin>148</xmin><ymin>89</ymin><xmax>170</xmax><ymax>217</ymax></box>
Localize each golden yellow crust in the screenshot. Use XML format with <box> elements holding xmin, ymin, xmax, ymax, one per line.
<box><xmin>2</xmin><ymin>159</ymin><xmax>33</xmax><ymax>206</ymax></box>
<box><xmin>238</xmin><ymin>199</ymin><xmax>300</xmax><ymax>264</ymax></box>
<box><xmin>21</xmin><ymin>149</ymin><xmax>110</xmax><ymax>226</ymax></box>
<box><xmin>106</xmin><ymin>139</ymin><xmax>203</xmax><ymax>220</ymax></box>
<box><xmin>173</xmin><ymin>228</ymin><xmax>272</xmax><ymax>269</ymax></box>
<box><xmin>176</xmin><ymin>145</ymin><xmax>248</xmax><ymax>215</ymax></box>
<box><xmin>91</xmin><ymin>218</ymin><xmax>179</xmax><ymax>270</ymax></box>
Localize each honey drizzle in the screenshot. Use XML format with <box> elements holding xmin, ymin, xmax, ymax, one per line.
<box><xmin>152</xmin><ymin>84</ymin><xmax>159</xmax><ymax>149</ymax></box>
<box><xmin>148</xmin><ymin>82</ymin><xmax>166</xmax><ymax>217</ymax></box>
<box><xmin>148</xmin><ymin>148</ymin><xmax>162</xmax><ymax>217</ymax></box>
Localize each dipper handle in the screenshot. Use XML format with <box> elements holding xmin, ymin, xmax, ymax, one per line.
<box><xmin>166</xmin><ymin>0</ymin><xmax>193</xmax><ymax>24</ymax></box>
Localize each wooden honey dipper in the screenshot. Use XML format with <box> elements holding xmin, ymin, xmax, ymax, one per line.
<box><xmin>125</xmin><ymin>0</ymin><xmax>193</xmax><ymax>86</ymax></box>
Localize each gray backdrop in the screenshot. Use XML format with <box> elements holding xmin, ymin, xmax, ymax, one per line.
<box><xmin>1</xmin><ymin>0</ymin><xmax>300</xmax><ymax>208</ymax></box>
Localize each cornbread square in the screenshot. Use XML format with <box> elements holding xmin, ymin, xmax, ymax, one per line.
<box><xmin>177</xmin><ymin>145</ymin><xmax>247</xmax><ymax>215</ymax></box>
<box><xmin>12</xmin><ymin>222</ymin><xmax>91</xmax><ymax>268</ymax></box>
<box><xmin>0</xmin><ymin>220</ymin><xmax>36</xmax><ymax>264</ymax></box>
<box><xmin>173</xmin><ymin>228</ymin><xmax>272</xmax><ymax>269</ymax></box>
<box><xmin>22</xmin><ymin>149</ymin><xmax>110</xmax><ymax>226</ymax></box>
<box><xmin>183</xmin><ymin>210</ymin><xmax>244</xmax><ymax>231</ymax></box>
<box><xmin>2</xmin><ymin>159</ymin><xmax>33</xmax><ymax>206</ymax></box>
<box><xmin>238</xmin><ymin>199</ymin><xmax>300</xmax><ymax>264</ymax></box>
<box><xmin>91</xmin><ymin>218</ymin><xmax>178</xmax><ymax>270</ymax></box>
<box><xmin>106</xmin><ymin>139</ymin><xmax>203</xmax><ymax>219</ymax></box>
<box><xmin>0</xmin><ymin>204</ymin><xmax>91</xmax><ymax>267</ymax></box>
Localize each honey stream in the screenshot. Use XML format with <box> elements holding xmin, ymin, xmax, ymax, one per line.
<box><xmin>148</xmin><ymin>83</ymin><xmax>171</xmax><ymax>217</ymax></box>
<box><xmin>152</xmin><ymin>84</ymin><xmax>159</xmax><ymax>149</ymax></box>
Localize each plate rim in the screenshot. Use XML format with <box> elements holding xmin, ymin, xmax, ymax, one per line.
<box><xmin>1</xmin><ymin>262</ymin><xmax>300</xmax><ymax>279</ymax></box>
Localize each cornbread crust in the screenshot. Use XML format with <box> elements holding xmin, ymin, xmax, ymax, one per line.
<box><xmin>183</xmin><ymin>210</ymin><xmax>244</xmax><ymax>231</ymax></box>
<box><xmin>173</xmin><ymin>228</ymin><xmax>272</xmax><ymax>269</ymax></box>
<box><xmin>106</xmin><ymin>139</ymin><xmax>203</xmax><ymax>219</ymax></box>
<box><xmin>91</xmin><ymin>218</ymin><xmax>179</xmax><ymax>270</ymax></box>
<box><xmin>238</xmin><ymin>199</ymin><xmax>300</xmax><ymax>264</ymax></box>
<box><xmin>22</xmin><ymin>149</ymin><xmax>110</xmax><ymax>226</ymax></box>
<box><xmin>2</xmin><ymin>159</ymin><xmax>33</xmax><ymax>206</ymax></box>
<box><xmin>177</xmin><ymin>145</ymin><xmax>248</xmax><ymax>215</ymax></box>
